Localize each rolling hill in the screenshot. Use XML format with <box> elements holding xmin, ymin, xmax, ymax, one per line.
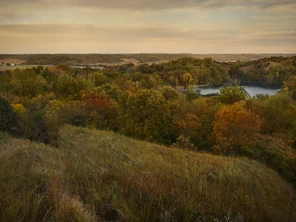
<box><xmin>0</xmin><ymin>125</ymin><xmax>295</xmax><ymax>221</ymax></box>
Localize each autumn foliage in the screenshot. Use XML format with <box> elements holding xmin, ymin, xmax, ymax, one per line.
<box><xmin>213</xmin><ymin>103</ymin><xmax>262</xmax><ymax>153</ymax></box>
<box><xmin>80</xmin><ymin>92</ymin><xmax>119</xmax><ymax>129</ymax></box>
<box><xmin>0</xmin><ymin>58</ymin><xmax>295</xmax><ymax>187</ymax></box>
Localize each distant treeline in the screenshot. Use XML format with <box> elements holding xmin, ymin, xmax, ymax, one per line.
<box><xmin>108</xmin><ymin>56</ymin><xmax>296</xmax><ymax>86</ymax></box>
<box><xmin>0</xmin><ymin>53</ymin><xmax>295</xmax><ymax>65</ymax></box>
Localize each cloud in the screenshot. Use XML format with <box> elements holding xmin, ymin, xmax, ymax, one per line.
<box><xmin>0</xmin><ymin>1</ymin><xmax>295</xmax><ymax>53</ymax></box>
<box><xmin>1</xmin><ymin>24</ymin><xmax>294</xmax><ymax>43</ymax></box>
<box><xmin>54</xmin><ymin>0</ymin><xmax>296</xmax><ymax>11</ymax></box>
<box><xmin>0</xmin><ymin>24</ymin><xmax>199</xmax><ymax>41</ymax></box>
<box><xmin>263</xmin><ymin>0</ymin><xmax>296</xmax><ymax>9</ymax></box>
<box><xmin>2</xmin><ymin>0</ymin><xmax>296</xmax><ymax>11</ymax></box>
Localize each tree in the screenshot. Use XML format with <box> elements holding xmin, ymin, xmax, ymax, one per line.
<box><xmin>182</xmin><ymin>73</ymin><xmax>194</xmax><ymax>91</ymax></box>
<box><xmin>284</xmin><ymin>75</ymin><xmax>296</xmax><ymax>100</ymax></box>
<box><xmin>121</xmin><ymin>89</ymin><xmax>171</xmax><ymax>142</ymax></box>
<box><xmin>55</xmin><ymin>74</ymin><xmax>91</xmax><ymax>98</ymax></box>
<box><xmin>123</xmin><ymin>80</ymin><xmax>136</xmax><ymax>93</ymax></box>
<box><xmin>89</xmin><ymin>72</ymin><xmax>108</xmax><ymax>87</ymax></box>
<box><xmin>81</xmin><ymin>92</ymin><xmax>119</xmax><ymax>130</ymax></box>
<box><xmin>228</xmin><ymin>64</ymin><xmax>243</xmax><ymax>80</ymax></box>
<box><xmin>14</xmin><ymin>93</ymin><xmax>56</xmax><ymax>143</ymax></box>
<box><xmin>175</xmin><ymin>113</ymin><xmax>201</xmax><ymax>147</ymax></box>
<box><xmin>10</xmin><ymin>69</ymin><xmax>48</xmax><ymax>98</ymax></box>
<box><xmin>261</xmin><ymin>93</ymin><xmax>295</xmax><ymax>134</ymax></box>
<box><xmin>140</xmin><ymin>75</ymin><xmax>162</xmax><ymax>89</ymax></box>
<box><xmin>218</xmin><ymin>86</ymin><xmax>249</xmax><ymax>105</ymax></box>
<box><xmin>160</xmin><ymin>86</ymin><xmax>178</xmax><ymax>101</ymax></box>
<box><xmin>191</xmin><ymin>97</ymin><xmax>222</xmax><ymax>150</ymax></box>
<box><xmin>172</xmin><ymin>134</ymin><xmax>196</xmax><ymax>150</ymax></box>
<box><xmin>213</xmin><ymin>103</ymin><xmax>261</xmax><ymax>153</ymax></box>
<box><xmin>261</xmin><ymin>93</ymin><xmax>296</xmax><ymax>147</ymax></box>
<box><xmin>0</xmin><ymin>97</ymin><xmax>15</xmax><ymax>132</ymax></box>
<box><xmin>0</xmin><ymin>72</ymin><xmax>12</xmax><ymax>96</ymax></box>
<box><xmin>44</xmin><ymin>100</ymin><xmax>66</xmax><ymax>145</ymax></box>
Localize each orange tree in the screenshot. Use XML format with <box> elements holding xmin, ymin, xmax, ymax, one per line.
<box><xmin>80</xmin><ymin>92</ymin><xmax>119</xmax><ymax>130</ymax></box>
<box><xmin>213</xmin><ymin>103</ymin><xmax>262</xmax><ymax>154</ymax></box>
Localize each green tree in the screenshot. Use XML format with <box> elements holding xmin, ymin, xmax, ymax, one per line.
<box><xmin>192</xmin><ymin>98</ymin><xmax>222</xmax><ymax>150</ymax></box>
<box><xmin>10</xmin><ymin>69</ymin><xmax>48</xmax><ymax>98</ymax></box>
<box><xmin>89</xmin><ymin>72</ymin><xmax>108</xmax><ymax>87</ymax></box>
<box><xmin>44</xmin><ymin>100</ymin><xmax>66</xmax><ymax>145</ymax></box>
<box><xmin>55</xmin><ymin>74</ymin><xmax>91</xmax><ymax>98</ymax></box>
<box><xmin>219</xmin><ymin>86</ymin><xmax>249</xmax><ymax>104</ymax></box>
<box><xmin>261</xmin><ymin>93</ymin><xmax>296</xmax><ymax>147</ymax></box>
<box><xmin>0</xmin><ymin>72</ymin><xmax>12</xmax><ymax>96</ymax></box>
<box><xmin>160</xmin><ymin>86</ymin><xmax>178</xmax><ymax>101</ymax></box>
<box><xmin>0</xmin><ymin>97</ymin><xmax>15</xmax><ymax>132</ymax></box>
<box><xmin>284</xmin><ymin>75</ymin><xmax>296</xmax><ymax>100</ymax></box>
<box><xmin>121</xmin><ymin>89</ymin><xmax>171</xmax><ymax>142</ymax></box>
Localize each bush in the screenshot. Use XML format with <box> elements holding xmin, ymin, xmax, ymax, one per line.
<box><xmin>172</xmin><ymin>134</ymin><xmax>197</xmax><ymax>151</ymax></box>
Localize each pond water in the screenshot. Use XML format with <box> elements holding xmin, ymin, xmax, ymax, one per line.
<box><xmin>196</xmin><ymin>86</ymin><xmax>281</xmax><ymax>97</ymax></box>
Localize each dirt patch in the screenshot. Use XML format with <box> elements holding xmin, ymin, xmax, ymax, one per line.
<box><xmin>146</xmin><ymin>59</ymin><xmax>170</xmax><ymax>65</ymax></box>
<box><xmin>121</xmin><ymin>58</ymin><xmax>140</xmax><ymax>64</ymax></box>
<box><xmin>0</xmin><ymin>58</ymin><xmax>26</xmax><ymax>65</ymax></box>
<box><xmin>97</xmin><ymin>58</ymin><xmax>140</xmax><ymax>66</ymax></box>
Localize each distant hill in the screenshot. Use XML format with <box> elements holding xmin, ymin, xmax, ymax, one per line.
<box><xmin>0</xmin><ymin>125</ymin><xmax>295</xmax><ymax>221</ymax></box>
<box><xmin>0</xmin><ymin>53</ymin><xmax>295</xmax><ymax>66</ymax></box>
<box><xmin>226</xmin><ymin>56</ymin><xmax>296</xmax><ymax>85</ymax></box>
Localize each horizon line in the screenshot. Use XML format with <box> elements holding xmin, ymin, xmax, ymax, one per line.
<box><xmin>1</xmin><ymin>52</ymin><xmax>296</xmax><ymax>55</ymax></box>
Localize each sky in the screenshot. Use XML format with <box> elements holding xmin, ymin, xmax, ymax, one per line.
<box><xmin>0</xmin><ymin>0</ymin><xmax>295</xmax><ymax>54</ymax></box>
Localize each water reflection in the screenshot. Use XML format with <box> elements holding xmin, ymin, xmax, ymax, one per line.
<box><xmin>195</xmin><ymin>86</ymin><xmax>281</xmax><ymax>97</ymax></box>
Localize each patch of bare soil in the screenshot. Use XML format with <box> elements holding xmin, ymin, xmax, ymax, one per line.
<box><xmin>0</xmin><ymin>58</ymin><xmax>26</xmax><ymax>65</ymax></box>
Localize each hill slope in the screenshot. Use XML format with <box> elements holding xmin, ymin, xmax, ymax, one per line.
<box><xmin>0</xmin><ymin>125</ymin><xmax>296</xmax><ymax>221</ymax></box>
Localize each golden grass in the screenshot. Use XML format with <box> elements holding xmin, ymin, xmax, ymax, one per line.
<box><xmin>0</xmin><ymin>126</ymin><xmax>296</xmax><ymax>221</ymax></box>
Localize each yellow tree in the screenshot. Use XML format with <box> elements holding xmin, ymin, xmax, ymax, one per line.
<box><xmin>213</xmin><ymin>103</ymin><xmax>262</xmax><ymax>154</ymax></box>
<box><xmin>182</xmin><ymin>73</ymin><xmax>194</xmax><ymax>91</ymax></box>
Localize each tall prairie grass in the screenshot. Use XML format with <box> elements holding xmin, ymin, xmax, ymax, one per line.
<box><xmin>0</xmin><ymin>125</ymin><xmax>295</xmax><ymax>221</ymax></box>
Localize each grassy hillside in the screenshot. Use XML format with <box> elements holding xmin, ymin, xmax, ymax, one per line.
<box><xmin>1</xmin><ymin>125</ymin><xmax>296</xmax><ymax>221</ymax></box>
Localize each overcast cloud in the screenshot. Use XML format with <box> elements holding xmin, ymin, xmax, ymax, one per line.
<box><xmin>0</xmin><ymin>0</ymin><xmax>295</xmax><ymax>53</ymax></box>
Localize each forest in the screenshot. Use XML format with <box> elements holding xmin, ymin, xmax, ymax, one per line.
<box><xmin>0</xmin><ymin>56</ymin><xmax>296</xmax><ymax>221</ymax></box>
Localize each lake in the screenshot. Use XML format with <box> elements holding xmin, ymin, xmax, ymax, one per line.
<box><xmin>195</xmin><ymin>85</ymin><xmax>281</xmax><ymax>97</ymax></box>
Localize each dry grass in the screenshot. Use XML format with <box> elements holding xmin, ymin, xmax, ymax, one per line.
<box><xmin>0</xmin><ymin>126</ymin><xmax>296</xmax><ymax>221</ymax></box>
